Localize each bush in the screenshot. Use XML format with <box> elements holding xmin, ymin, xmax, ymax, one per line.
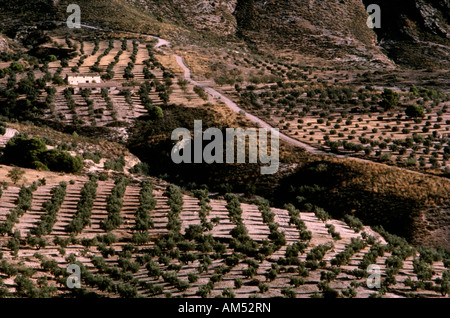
<box><xmin>2</xmin><ymin>137</ymin><xmax>82</xmax><ymax>173</ymax></box>
<box><xmin>306</xmin><ymin>244</ymin><xmax>332</xmax><ymax>262</ymax></box>
<box><xmin>166</xmin><ymin>185</ymin><xmax>184</xmax><ymax>233</ymax></box>
<box><xmin>405</xmin><ymin>104</ymin><xmax>425</xmax><ymax>118</ymax></box>
<box><xmin>2</xmin><ymin>137</ymin><xmax>46</xmax><ymax>168</ymax></box>
<box><xmin>380</xmin><ymin>89</ymin><xmax>400</xmax><ymax>110</ymax></box>
<box><xmin>194</xmin><ymin>86</ymin><xmax>208</xmax><ymax>101</ymax></box>
<box><xmin>225</xmin><ymin>194</ymin><xmax>243</xmax><ymax>224</ymax></box>
<box><xmin>148</xmin><ymin>106</ymin><xmax>164</xmax><ymax>119</ymax></box>
<box><xmin>343</xmin><ymin>215</ymin><xmax>364</xmax><ymax>232</ymax></box>
<box><xmin>7</xmin><ymin>167</ymin><xmax>25</xmax><ymax>184</ymax></box>
<box><xmin>104</xmin><ymin>156</ymin><xmax>125</xmax><ymax>172</ymax></box>
<box><xmin>133</xmin><ymin>180</ymin><xmax>156</xmax><ymax>235</ymax></box>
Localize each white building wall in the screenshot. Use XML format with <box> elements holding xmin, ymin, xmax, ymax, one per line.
<box><xmin>68</xmin><ymin>76</ymin><xmax>102</xmax><ymax>85</ymax></box>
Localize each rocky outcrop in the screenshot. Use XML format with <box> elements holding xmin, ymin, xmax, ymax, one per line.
<box><xmin>0</xmin><ymin>36</ymin><xmax>9</xmax><ymax>52</ymax></box>
<box><xmin>128</xmin><ymin>0</ymin><xmax>388</xmax><ymax>66</ymax></box>
<box><xmin>415</xmin><ymin>0</ymin><xmax>449</xmax><ymax>38</ymax></box>
<box><xmin>129</xmin><ymin>0</ymin><xmax>238</xmax><ymax>35</ymax></box>
<box><xmin>232</xmin><ymin>0</ymin><xmax>390</xmax><ymax>68</ymax></box>
<box><xmin>122</xmin><ymin>0</ymin><xmax>450</xmax><ymax>68</ymax></box>
<box><xmin>361</xmin><ymin>0</ymin><xmax>450</xmax><ymax>68</ymax></box>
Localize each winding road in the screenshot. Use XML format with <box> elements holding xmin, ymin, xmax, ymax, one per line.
<box><xmin>153</xmin><ymin>36</ymin><xmax>326</xmax><ymax>155</ymax></box>
<box><xmin>151</xmin><ymin>36</ymin><xmax>450</xmax><ymax>177</ymax></box>
<box><xmin>78</xmin><ymin>23</ymin><xmax>325</xmax><ymax>154</ymax></box>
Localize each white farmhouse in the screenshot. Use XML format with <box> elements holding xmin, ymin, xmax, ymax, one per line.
<box><xmin>67</xmin><ymin>74</ymin><xmax>102</xmax><ymax>85</ymax></box>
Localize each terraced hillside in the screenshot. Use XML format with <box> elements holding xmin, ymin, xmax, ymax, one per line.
<box><xmin>35</xmin><ymin>36</ymin><xmax>175</xmax><ymax>127</ymax></box>
<box><xmin>0</xmin><ymin>172</ymin><xmax>448</xmax><ymax>298</ymax></box>
<box><xmin>0</xmin><ymin>0</ymin><xmax>449</xmax><ymax>301</ymax></box>
<box><xmin>231</xmin><ymin>77</ymin><xmax>450</xmax><ymax>173</ymax></box>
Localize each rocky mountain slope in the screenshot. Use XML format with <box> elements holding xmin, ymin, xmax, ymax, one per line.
<box><xmin>363</xmin><ymin>0</ymin><xmax>450</xmax><ymax>68</ymax></box>
<box><xmin>126</xmin><ymin>0</ymin><xmax>449</xmax><ymax>68</ymax></box>
<box><xmin>1</xmin><ymin>0</ymin><xmax>447</xmax><ymax>68</ymax></box>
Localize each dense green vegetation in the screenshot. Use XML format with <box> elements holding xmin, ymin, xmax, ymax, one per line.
<box><xmin>1</xmin><ymin>136</ymin><xmax>83</xmax><ymax>173</ymax></box>
<box><xmin>127</xmin><ymin>103</ymin><xmax>285</xmax><ymax>195</ymax></box>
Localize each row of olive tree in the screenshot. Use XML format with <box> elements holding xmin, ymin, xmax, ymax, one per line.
<box><xmin>30</xmin><ymin>182</ymin><xmax>67</xmax><ymax>236</ymax></box>
<box><xmin>131</xmin><ymin>180</ymin><xmax>156</xmax><ymax>244</ymax></box>
<box><xmin>0</xmin><ymin>182</ymin><xmax>38</xmax><ymax>235</ymax></box>
<box><xmin>225</xmin><ymin>194</ymin><xmax>259</xmax><ymax>257</ymax></box>
<box><xmin>66</xmin><ymin>177</ymin><xmax>98</xmax><ymax>234</ymax></box>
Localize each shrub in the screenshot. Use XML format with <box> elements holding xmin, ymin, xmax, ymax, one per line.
<box><xmin>40</xmin><ymin>149</ymin><xmax>83</xmax><ymax>173</ymax></box>
<box><xmin>132</xmin><ymin>180</ymin><xmax>156</xmax><ymax>242</ymax></box>
<box><xmin>166</xmin><ymin>185</ymin><xmax>184</xmax><ymax>233</ymax></box>
<box><xmin>194</xmin><ymin>86</ymin><xmax>208</xmax><ymax>101</ymax></box>
<box><xmin>104</xmin><ymin>156</ymin><xmax>125</xmax><ymax>172</ymax></box>
<box><xmin>148</xmin><ymin>106</ymin><xmax>164</xmax><ymax>119</ymax></box>
<box><xmin>326</xmin><ymin>224</ymin><xmax>342</xmax><ymax>240</ymax></box>
<box><xmin>306</xmin><ymin>244</ymin><xmax>332</xmax><ymax>262</ymax></box>
<box><xmin>7</xmin><ymin>167</ymin><xmax>25</xmax><ymax>184</ymax></box>
<box><xmin>331</xmin><ymin>238</ymin><xmax>367</xmax><ymax>266</ymax></box>
<box><xmin>405</xmin><ymin>104</ymin><xmax>425</xmax><ymax>118</ymax></box>
<box><xmin>380</xmin><ymin>89</ymin><xmax>400</xmax><ymax>110</ymax></box>
<box><xmin>281</xmin><ymin>287</ymin><xmax>296</xmax><ymax>298</ymax></box>
<box><xmin>225</xmin><ymin>194</ymin><xmax>243</xmax><ymax>224</ymax></box>
<box><xmin>314</xmin><ymin>207</ymin><xmax>330</xmax><ymax>221</ymax></box>
<box><xmin>2</xmin><ymin>137</ymin><xmax>46</xmax><ymax>168</ymax></box>
<box><xmin>343</xmin><ymin>215</ymin><xmax>364</xmax><ymax>232</ymax></box>
<box><xmin>2</xmin><ymin>137</ymin><xmax>82</xmax><ymax>173</ymax></box>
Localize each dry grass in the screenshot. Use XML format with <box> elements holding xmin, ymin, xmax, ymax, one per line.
<box><xmin>56</xmin><ymin>0</ymin><xmax>186</xmax><ymax>38</ymax></box>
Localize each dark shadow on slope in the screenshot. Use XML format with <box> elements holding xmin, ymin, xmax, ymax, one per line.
<box><xmin>273</xmin><ymin>160</ymin><xmax>429</xmax><ymax>241</ymax></box>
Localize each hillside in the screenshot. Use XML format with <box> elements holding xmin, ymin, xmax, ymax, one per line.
<box><xmin>2</xmin><ymin>0</ymin><xmax>448</xmax><ymax>69</ymax></box>
<box><xmin>125</xmin><ymin>0</ymin><xmax>450</xmax><ymax>69</ymax></box>
<box><xmin>362</xmin><ymin>0</ymin><xmax>450</xmax><ymax>68</ymax></box>
<box><xmin>0</xmin><ymin>167</ymin><xmax>448</xmax><ymax>298</ymax></box>
<box><xmin>0</xmin><ymin>0</ymin><xmax>448</xmax><ymax>300</ymax></box>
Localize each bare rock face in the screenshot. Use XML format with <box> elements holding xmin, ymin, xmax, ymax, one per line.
<box><xmin>174</xmin><ymin>0</ymin><xmax>238</xmax><ymax>35</ymax></box>
<box><xmin>125</xmin><ymin>0</ymin><xmax>448</xmax><ymax>68</ymax></box>
<box><xmin>233</xmin><ymin>0</ymin><xmax>388</xmax><ymax>67</ymax></box>
<box><xmin>361</xmin><ymin>0</ymin><xmax>450</xmax><ymax>68</ymax></box>
<box><xmin>128</xmin><ymin>0</ymin><xmax>390</xmax><ymax>67</ymax></box>
<box><xmin>415</xmin><ymin>0</ymin><xmax>449</xmax><ymax>38</ymax></box>
<box><xmin>0</xmin><ymin>36</ymin><xmax>9</xmax><ymax>52</ymax></box>
<box><xmin>129</xmin><ymin>0</ymin><xmax>238</xmax><ymax>35</ymax></box>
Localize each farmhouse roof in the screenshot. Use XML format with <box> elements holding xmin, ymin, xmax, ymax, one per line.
<box><xmin>66</xmin><ymin>73</ymin><xmax>102</xmax><ymax>77</ymax></box>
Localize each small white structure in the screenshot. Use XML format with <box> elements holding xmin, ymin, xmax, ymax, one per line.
<box><xmin>73</xmin><ymin>82</ymin><xmax>121</xmax><ymax>95</ymax></box>
<box><xmin>67</xmin><ymin>74</ymin><xmax>102</xmax><ymax>85</ymax></box>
